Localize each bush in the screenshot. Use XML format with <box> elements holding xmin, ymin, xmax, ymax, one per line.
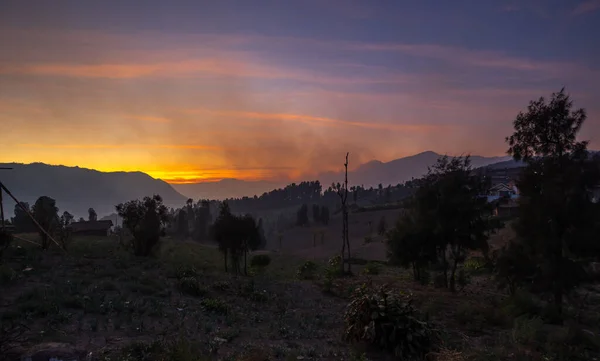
<box><xmin>178</xmin><ymin>277</ymin><xmax>207</xmax><ymax>297</ymax></box>
<box><xmin>297</xmin><ymin>261</ymin><xmax>318</xmax><ymax>280</ymax></box>
<box><xmin>344</xmin><ymin>284</ymin><xmax>438</xmax><ymax>359</ymax></box>
<box><xmin>201</xmin><ymin>298</ymin><xmax>228</xmax><ymax>315</ymax></box>
<box><xmin>502</xmin><ymin>290</ymin><xmax>541</xmax><ymax>318</ymax></box>
<box><xmin>364</xmin><ymin>236</ymin><xmax>373</xmax><ymax>244</ymax></box>
<box><xmin>511</xmin><ymin>316</ymin><xmax>544</xmax><ymax>345</ymax></box>
<box><xmin>250</xmin><ymin>254</ymin><xmax>271</xmax><ymax>268</ymax></box>
<box><xmin>362</xmin><ymin>261</ymin><xmax>380</xmax><ymax>275</ymax></box>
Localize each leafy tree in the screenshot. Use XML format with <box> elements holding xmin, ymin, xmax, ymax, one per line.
<box><xmin>12</xmin><ymin>202</ymin><xmax>35</xmax><ymax>233</ymax></box>
<box><xmin>116</xmin><ymin>195</ymin><xmax>169</xmax><ymax>256</ymax></box>
<box><xmin>192</xmin><ymin>200</ymin><xmax>211</xmax><ymax>241</ymax></box>
<box><xmin>387</xmin><ymin>210</ymin><xmax>437</xmax><ymax>282</ymax></box>
<box><xmin>320</xmin><ymin>205</ymin><xmax>330</xmax><ymax>225</ymax></box>
<box><xmin>296</xmin><ymin>204</ymin><xmax>309</xmax><ymax>227</ymax></box>
<box><xmin>211</xmin><ymin>202</ymin><xmax>261</xmax><ymax>274</ymax></box>
<box><xmin>57</xmin><ymin>211</ymin><xmax>74</xmax><ymax>250</ymax></box>
<box><xmin>78</xmin><ymin>217</ymin><xmax>85</xmax><ymax>223</ymax></box>
<box><xmin>88</xmin><ymin>208</ymin><xmax>97</xmax><ymax>222</ymax></box>
<box><xmin>503</xmin><ymin>88</ymin><xmax>600</xmax><ymax>316</ymax></box>
<box><xmin>176</xmin><ymin>209</ymin><xmax>188</xmax><ymax>239</ymax></box>
<box><xmin>32</xmin><ymin>196</ymin><xmax>59</xmax><ymax>250</ymax></box>
<box><xmin>312</xmin><ymin>204</ymin><xmax>321</xmax><ymax>224</ymax></box>
<box><xmin>387</xmin><ymin>156</ymin><xmax>499</xmax><ymax>291</ymax></box>
<box><xmin>377</xmin><ymin>216</ymin><xmax>386</xmax><ymax>236</ymax></box>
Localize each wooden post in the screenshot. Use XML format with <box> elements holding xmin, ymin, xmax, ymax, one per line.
<box><xmin>0</xmin><ymin>188</ymin><xmax>5</xmax><ymax>230</ymax></box>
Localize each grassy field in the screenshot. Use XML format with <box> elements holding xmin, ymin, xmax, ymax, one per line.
<box><xmin>1</xmin><ymin>232</ymin><xmax>600</xmax><ymax>360</ymax></box>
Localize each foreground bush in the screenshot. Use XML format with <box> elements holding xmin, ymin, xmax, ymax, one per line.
<box><xmin>116</xmin><ymin>195</ymin><xmax>169</xmax><ymax>257</ymax></box>
<box><xmin>297</xmin><ymin>261</ymin><xmax>318</xmax><ymax>280</ymax></box>
<box><xmin>344</xmin><ymin>283</ymin><xmax>438</xmax><ymax>359</ymax></box>
<box><xmin>250</xmin><ymin>254</ymin><xmax>271</xmax><ymax>268</ymax></box>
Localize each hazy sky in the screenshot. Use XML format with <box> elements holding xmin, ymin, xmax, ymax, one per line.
<box><xmin>1</xmin><ymin>0</ymin><xmax>599</xmax><ymax>183</ymax></box>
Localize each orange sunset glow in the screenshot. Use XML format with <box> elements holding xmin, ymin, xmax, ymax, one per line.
<box><xmin>1</xmin><ymin>2</ymin><xmax>599</xmax><ymax>184</ymax></box>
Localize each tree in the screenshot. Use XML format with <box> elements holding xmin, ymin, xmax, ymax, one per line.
<box><xmin>312</xmin><ymin>204</ymin><xmax>321</xmax><ymax>224</ymax></box>
<box><xmin>333</xmin><ymin>152</ymin><xmax>351</xmax><ymax>274</ymax></box>
<box><xmin>88</xmin><ymin>208</ymin><xmax>97</xmax><ymax>222</ymax></box>
<box><xmin>377</xmin><ymin>216</ymin><xmax>387</xmax><ymax>236</ymax></box>
<box><xmin>296</xmin><ymin>204</ymin><xmax>309</xmax><ymax>227</ymax></box>
<box><xmin>320</xmin><ymin>205</ymin><xmax>330</xmax><ymax>225</ymax></box>
<box><xmin>176</xmin><ymin>209</ymin><xmax>188</xmax><ymax>239</ymax></box>
<box><xmin>32</xmin><ymin>196</ymin><xmax>59</xmax><ymax>250</ymax></box>
<box><xmin>503</xmin><ymin>88</ymin><xmax>600</xmax><ymax>316</ymax></box>
<box><xmin>78</xmin><ymin>217</ymin><xmax>85</xmax><ymax>223</ymax></box>
<box><xmin>192</xmin><ymin>200</ymin><xmax>211</xmax><ymax>241</ymax></box>
<box><xmin>387</xmin><ymin>210</ymin><xmax>437</xmax><ymax>282</ymax></box>
<box><xmin>57</xmin><ymin>211</ymin><xmax>74</xmax><ymax>250</ymax></box>
<box><xmin>211</xmin><ymin>202</ymin><xmax>261</xmax><ymax>275</ymax></box>
<box><xmin>116</xmin><ymin>195</ymin><xmax>169</xmax><ymax>256</ymax></box>
<box><xmin>12</xmin><ymin>202</ymin><xmax>35</xmax><ymax>233</ymax></box>
<box><xmin>387</xmin><ymin>156</ymin><xmax>499</xmax><ymax>291</ymax></box>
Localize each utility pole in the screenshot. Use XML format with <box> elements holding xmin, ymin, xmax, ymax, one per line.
<box><xmin>0</xmin><ymin>167</ymin><xmax>13</xmax><ymax>231</ymax></box>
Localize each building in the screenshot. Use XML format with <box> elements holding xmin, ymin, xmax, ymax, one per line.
<box><xmin>69</xmin><ymin>220</ymin><xmax>113</xmax><ymax>237</ymax></box>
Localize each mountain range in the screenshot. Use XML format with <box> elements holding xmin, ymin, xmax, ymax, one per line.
<box><xmin>0</xmin><ymin>152</ymin><xmax>520</xmax><ymax>219</ymax></box>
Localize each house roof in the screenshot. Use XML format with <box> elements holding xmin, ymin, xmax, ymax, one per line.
<box><xmin>69</xmin><ymin>220</ymin><xmax>113</xmax><ymax>232</ymax></box>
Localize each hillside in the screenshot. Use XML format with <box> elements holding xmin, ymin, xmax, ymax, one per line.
<box><xmin>175</xmin><ymin>151</ymin><xmax>515</xmax><ymax>200</ymax></box>
<box><xmin>0</xmin><ymin>163</ymin><xmax>187</xmax><ymax>219</ymax></box>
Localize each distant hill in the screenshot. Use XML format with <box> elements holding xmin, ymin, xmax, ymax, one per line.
<box><xmin>0</xmin><ymin>163</ymin><xmax>187</xmax><ymax>219</ymax></box>
<box><xmin>174</xmin><ymin>151</ymin><xmax>515</xmax><ymax>200</ymax></box>
<box><xmin>318</xmin><ymin>151</ymin><xmax>513</xmax><ymax>187</ymax></box>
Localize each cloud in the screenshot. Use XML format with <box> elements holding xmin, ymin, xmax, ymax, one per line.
<box><xmin>182</xmin><ymin>108</ymin><xmax>452</xmax><ymax>133</ymax></box>
<box><xmin>15</xmin><ymin>143</ymin><xmax>234</xmax><ymax>151</ymax></box>
<box><xmin>125</xmin><ymin>115</ymin><xmax>171</xmax><ymax>123</ymax></box>
<box><xmin>572</xmin><ymin>0</ymin><xmax>600</xmax><ymax>15</ymax></box>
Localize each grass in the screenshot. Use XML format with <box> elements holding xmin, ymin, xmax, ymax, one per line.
<box><xmin>0</xmin><ymin>234</ymin><xmax>599</xmax><ymax>361</ymax></box>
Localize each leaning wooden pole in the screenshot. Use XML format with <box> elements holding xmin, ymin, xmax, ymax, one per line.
<box><xmin>0</xmin><ymin>188</ymin><xmax>5</xmax><ymax>230</ymax></box>
<box><xmin>0</xmin><ymin>182</ymin><xmax>63</xmax><ymax>251</ymax></box>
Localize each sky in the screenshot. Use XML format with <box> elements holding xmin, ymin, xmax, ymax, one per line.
<box><xmin>1</xmin><ymin>0</ymin><xmax>600</xmax><ymax>183</ymax></box>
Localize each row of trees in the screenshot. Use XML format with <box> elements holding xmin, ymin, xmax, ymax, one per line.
<box><xmin>386</xmin><ymin>88</ymin><xmax>600</xmax><ymax>317</ymax></box>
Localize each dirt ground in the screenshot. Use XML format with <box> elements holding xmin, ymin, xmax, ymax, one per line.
<box><xmin>1</xmin><ymin>233</ymin><xmax>599</xmax><ymax>361</ymax></box>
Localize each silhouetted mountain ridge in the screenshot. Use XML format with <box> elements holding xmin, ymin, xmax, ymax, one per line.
<box><xmin>0</xmin><ymin>163</ymin><xmax>187</xmax><ymax>219</ymax></box>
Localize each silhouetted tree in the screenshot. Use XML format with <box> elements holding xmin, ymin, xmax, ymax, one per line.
<box><xmin>88</xmin><ymin>208</ymin><xmax>97</xmax><ymax>222</ymax></box>
<box><xmin>33</xmin><ymin>196</ymin><xmax>59</xmax><ymax>250</ymax></box>
<box><xmin>377</xmin><ymin>216</ymin><xmax>387</xmax><ymax>236</ymax></box>
<box><xmin>78</xmin><ymin>217</ymin><xmax>85</xmax><ymax>223</ymax></box>
<box><xmin>388</xmin><ymin>156</ymin><xmax>499</xmax><ymax>291</ymax></box>
<box><xmin>116</xmin><ymin>195</ymin><xmax>169</xmax><ymax>256</ymax></box>
<box><xmin>320</xmin><ymin>205</ymin><xmax>330</xmax><ymax>225</ymax></box>
<box><xmin>192</xmin><ymin>200</ymin><xmax>211</xmax><ymax>241</ymax></box>
<box><xmin>296</xmin><ymin>204</ymin><xmax>309</xmax><ymax>227</ymax></box>
<box><xmin>334</xmin><ymin>152</ymin><xmax>352</xmax><ymax>274</ymax></box>
<box><xmin>176</xmin><ymin>209</ymin><xmax>188</xmax><ymax>239</ymax></box>
<box><xmin>503</xmin><ymin>88</ymin><xmax>600</xmax><ymax>317</ymax></box>
<box><xmin>12</xmin><ymin>202</ymin><xmax>35</xmax><ymax>233</ymax></box>
<box><xmin>312</xmin><ymin>204</ymin><xmax>321</xmax><ymax>224</ymax></box>
<box><xmin>57</xmin><ymin>211</ymin><xmax>74</xmax><ymax>250</ymax></box>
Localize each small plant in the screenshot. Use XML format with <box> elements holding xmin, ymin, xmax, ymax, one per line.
<box><xmin>364</xmin><ymin>236</ymin><xmax>373</xmax><ymax>244</ymax></box>
<box><xmin>362</xmin><ymin>261</ymin><xmax>380</xmax><ymax>275</ymax></box>
<box><xmin>212</xmin><ymin>281</ymin><xmax>230</xmax><ymax>292</ymax></box>
<box><xmin>343</xmin><ymin>283</ymin><xmax>438</xmax><ymax>359</ymax></box>
<box><xmin>201</xmin><ymin>298</ymin><xmax>228</xmax><ymax>315</ymax></box>
<box><xmin>250</xmin><ymin>254</ymin><xmax>271</xmax><ymax>268</ymax></box>
<box><xmin>178</xmin><ymin>277</ymin><xmax>207</xmax><ymax>297</ymax></box>
<box><xmin>511</xmin><ymin>316</ymin><xmax>543</xmax><ymax>345</ymax></box>
<box><xmin>297</xmin><ymin>261</ymin><xmax>318</xmax><ymax>280</ymax></box>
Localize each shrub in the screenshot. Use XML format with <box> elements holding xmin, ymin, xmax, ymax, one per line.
<box><xmin>0</xmin><ymin>265</ymin><xmax>17</xmax><ymax>285</ymax></box>
<box><xmin>511</xmin><ymin>316</ymin><xmax>544</xmax><ymax>345</ymax></box>
<box><xmin>325</xmin><ymin>255</ymin><xmax>343</xmax><ymax>279</ymax></box>
<box><xmin>201</xmin><ymin>298</ymin><xmax>228</xmax><ymax>315</ymax></box>
<box><xmin>502</xmin><ymin>290</ymin><xmax>541</xmax><ymax>318</ymax></box>
<box><xmin>178</xmin><ymin>277</ymin><xmax>207</xmax><ymax>297</ymax></box>
<box><xmin>343</xmin><ymin>283</ymin><xmax>438</xmax><ymax>359</ymax></box>
<box><xmin>364</xmin><ymin>236</ymin><xmax>373</xmax><ymax>244</ymax></box>
<box><xmin>297</xmin><ymin>261</ymin><xmax>318</xmax><ymax>280</ymax></box>
<box><xmin>250</xmin><ymin>254</ymin><xmax>271</xmax><ymax>268</ymax></box>
<box><xmin>362</xmin><ymin>261</ymin><xmax>381</xmax><ymax>275</ymax></box>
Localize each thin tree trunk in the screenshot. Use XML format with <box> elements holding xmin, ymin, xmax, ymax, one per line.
<box><xmin>450</xmin><ymin>258</ymin><xmax>458</xmax><ymax>292</ymax></box>
<box><xmin>244</xmin><ymin>249</ymin><xmax>248</xmax><ymax>276</ymax></box>
<box><xmin>224</xmin><ymin>250</ymin><xmax>228</xmax><ymax>273</ymax></box>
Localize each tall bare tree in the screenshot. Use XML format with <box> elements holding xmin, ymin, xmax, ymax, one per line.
<box><xmin>334</xmin><ymin>153</ymin><xmax>351</xmax><ymax>274</ymax></box>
